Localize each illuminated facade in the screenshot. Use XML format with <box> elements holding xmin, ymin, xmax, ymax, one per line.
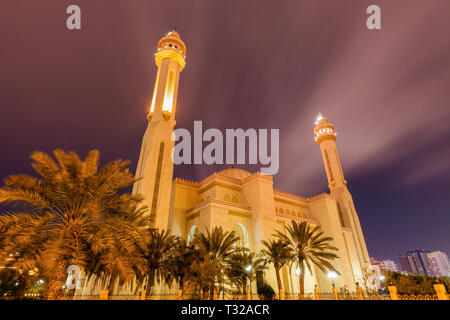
<box><xmin>131</xmin><ymin>32</ymin><xmax>372</xmax><ymax>294</ymax></box>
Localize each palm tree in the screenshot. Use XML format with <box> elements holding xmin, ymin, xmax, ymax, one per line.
<box><xmin>0</xmin><ymin>149</ymin><xmax>149</xmax><ymax>300</ymax></box>
<box><xmin>274</xmin><ymin>221</ymin><xmax>339</xmax><ymax>297</ymax></box>
<box><xmin>261</xmin><ymin>239</ymin><xmax>292</xmax><ymax>298</ymax></box>
<box><xmin>192</xmin><ymin>226</ymin><xmax>239</xmax><ymax>261</ymax></box>
<box><xmin>140</xmin><ymin>229</ymin><xmax>175</xmax><ymax>299</ymax></box>
<box><xmin>185</xmin><ymin>256</ymin><xmax>223</xmax><ymax>300</ymax></box>
<box><xmin>85</xmin><ymin>204</ymin><xmax>149</xmax><ymax>296</ymax></box>
<box><xmin>167</xmin><ymin>237</ymin><xmax>196</xmax><ymax>299</ymax></box>
<box><xmin>191</xmin><ymin>226</ymin><xmax>239</xmax><ymax>299</ymax></box>
<box><xmin>227</xmin><ymin>249</ymin><xmax>265</xmax><ymax>297</ymax></box>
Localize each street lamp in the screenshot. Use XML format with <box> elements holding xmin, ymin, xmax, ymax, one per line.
<box><xmin>245</xmin><ymin>265</ymin><xmax>252</xmax><ymax>299</ymax></box>
<box><xmin>327</xmin><ymin>271</ymin><xmax>337</xmax><ymax>288</ymax></box>
<box><xmin>295</xmin><ymin>267</ymin><xmax>301</xmax><ymax>277</ymax></box>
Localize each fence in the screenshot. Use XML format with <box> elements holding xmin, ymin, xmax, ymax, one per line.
<box><xmin>2</xmin><ymin>284</ymin><xmax>448</xmax><ymax>300</ymax></box>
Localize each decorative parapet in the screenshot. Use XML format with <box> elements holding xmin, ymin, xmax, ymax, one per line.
<box><xmin>214</xmin><ymin>172</ymin><xmax>243</xmax><ymax>184</ymax></box>
<box><xmin>306</xmin><ymin>193</ymin><xmax>335</xmax><ymax>203</ymax></box>
<box><xmin>174</xmin><ymin>177</ymin><xmax>199</xmax><ymax>187</ymax></box>
<box><xmin>185</xmin><ymin>198</ymin><xmax>251</xmax><ymax>216</ymax></box>
<box><xmin>242</xmin><ymin>171</ymin><xmax>273</xmax><ymax>185</ymax></box>
<box><xmin>274</xmin><ymin>189</ymin><xmax>307</xmax><ymax>202</ymax></box>
<box><xmin>275</xmin><ymin>212</ymin><xmax>319</xmax><ymax>225</ymax></box>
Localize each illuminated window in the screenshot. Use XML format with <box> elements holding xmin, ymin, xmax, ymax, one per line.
<box><xmin>149</xmin><ymin>69</ymin><xmax>161</xmax><ymax>113</ymax></box>
<box><xmin>162</xmin><ymin>70</ymin><xmax>176</xmax><ymax>112</ymax></box>
<box><xmin>324</xmin><ymin>150</ymin><xmax>334</xmax><ymax>181</ymax></box>
<box><xmin>150</xmin><ymin>143</ymin><xmax>165</xmax><ymax>225</ymax></box>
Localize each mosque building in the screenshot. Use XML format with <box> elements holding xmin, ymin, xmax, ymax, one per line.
<box><xmin>130</xmin><ymin>31</ymin><xmax>372</xmax><ymax>294</ymax></box>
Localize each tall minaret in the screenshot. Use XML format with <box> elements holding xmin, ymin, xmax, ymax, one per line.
<box><xmin>133</xmin><ymin>31</ymin><xmax>186</xmax><ymax>230</ymax></box>
<box><xmin>314</xmin><ymin>113</ymin><xmax>371</xmax><ymax>269</ymax></box>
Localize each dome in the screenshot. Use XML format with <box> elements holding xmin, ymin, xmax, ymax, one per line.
<box><xmin>217</xmin><ymin>168</ymin><xmax>252</xmax><ymax>180</ymax></box>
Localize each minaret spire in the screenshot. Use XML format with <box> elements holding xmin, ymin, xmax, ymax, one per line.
<box><xmin>133</xmin><ymin>31</ymin><xmax>187</xmax><ymax>229</ymax></box>
<box><xmin>314</xmin><ymin>113</ymin><xmax>346</xmax><ymax>189</ymax></box>
<box><xmin>314</xmin><ymin>114</ymin><xmax>371</xmax><ymax>270</ymax></box>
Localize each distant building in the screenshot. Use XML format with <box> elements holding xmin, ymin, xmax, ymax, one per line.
<box><xmin>427</xmin><ymin>251</ymin><xmax>450</xmax><ymax>277</ymax></box>
<box><xmin>380</xmin><ymin>260</ymin><xmax>398</xmax><ymax>272</ymax></box>
<box><xmin>370</xmin><ymin>257</ymin><xmax>398</xmax><ymax>273</ymax></box>
<box><xmin>399</xmin><ymin>249</ymin><xmax>434</xmax><ymax>276</ymax></box>
<box><xmin>370</xmin><ymin>264</ymin><xmax>384</xmax><ymax>289</ymax></box>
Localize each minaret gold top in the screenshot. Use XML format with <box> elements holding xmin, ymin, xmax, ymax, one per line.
<box><xmin>314</xmin><ymin>113</ymin><xmax>337</xmax><ymax>144</ymax></box>
<box><xmin>148</xmin><ymin>30</ymin><xmax>187</xmax><ymax>118</ymax></box>
<box><xmin>155</xmin><ymin>30</ymin><xmax>187</xmax><ymax>71</ymax></box>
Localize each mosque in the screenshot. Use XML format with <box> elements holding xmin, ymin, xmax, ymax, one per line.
<box><xmin>128</xmin><ymin>31</ymin><xmax>372</xmax><ymax>294</ymax></box>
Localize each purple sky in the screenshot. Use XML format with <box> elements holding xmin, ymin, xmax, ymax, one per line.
<box><xmin>1</xmin><ymin>1</ymin><xmax>449</xmax><ymax>266</ymax></box>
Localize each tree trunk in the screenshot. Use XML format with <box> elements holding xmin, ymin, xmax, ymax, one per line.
<box><xmin>243</xmin><ymin>278</ymin><xmax>248</xmax><ymax>296</ymax></box>
<box><xmin>44</xmin><ymin>260</ymin><xmax>67</xmax><ymax>300</ymax></box>
<box><xmin>299</xmin><ymin>273</ymin><xmax>305</xmax><ymax>298</ymax></box>
<box><xmin>108</xmin><ymin>275</ymin><xmax>115</xmax><ymax>297</ymax></box>
<box><xmin>209</xmin><ymin>286</ymin><xmax>214</xmax><ymax>300</ymax></box>
<box><xmin>202</xmin><ymin>287</ymin><xmax>209</xmax><ymax>300</ymax></box>
<box><xmin>178</xmin><ymin>281</ymin><xmax>184</xmax><ymax>300</ymax></box>
<box><xmin>145</xmin><ymin>270</ymin><xmax>155</xmax><ymax>298</ymax></box>
<box><xmin>275</xmin><ymin>267</ymin><xmax>283</xmax><ymax>297</ymax></box>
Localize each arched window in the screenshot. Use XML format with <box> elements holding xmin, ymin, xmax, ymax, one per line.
<box><xmin>224</xmin><ymin>194</ymin><xmax>231</xmax><ymax>202</ymax></box>
<box><xmin>187</xmin><ymin>225</ymin><xmax>197</xmax><ymax>246</ymax></box>
<box><xmin>232</xmin><ymin>196</ymin><xmax>238</xmax><ymax>203</ymax></box>
<box><xmin>286</xmin><ymin>209</ymin><xmax>290</xmax><ymax>215</ymax></box>
<box><xmin>232</xmin><ymin>223</ymin><xmax>249</xmax><ymax>249</ymax></box>
<box><xmin>279</xmin><ymin>208</ymin><xmax>284</xmax><ymax>214</ymax></box>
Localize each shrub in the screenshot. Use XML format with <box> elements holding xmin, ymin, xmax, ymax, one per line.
<box><xmin>257</xmin><ymin>282</ymin><xmax>276</xmax><ymax>300</ymax></box>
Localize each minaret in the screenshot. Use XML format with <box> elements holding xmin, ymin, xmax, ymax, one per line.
<box><xmin>133</xmin><ymin>31</ymin><xmax>186</xmax><ymax>230</ymax></box>
<box><xmin>314</xmin><ymin>113</ymin><xmax>371</xmax><ymax>269</ymax></box>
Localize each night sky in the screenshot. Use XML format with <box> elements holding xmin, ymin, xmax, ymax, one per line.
<box><xmin>1</xmin><ymin>1</ymin><xmax>449</xmax><ymax>266</ymax></box>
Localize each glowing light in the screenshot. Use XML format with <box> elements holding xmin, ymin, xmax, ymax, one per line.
<box><xmin>327</xmin><ymin>271</ymin><xmax>337</xmax><ymax>279</ymax></box>
<box><xmin>245</xmin><ymin>265</ymin><xmax>252</xmax><ymax>272</ymax></box>
<box><xmin>295</xmin><ymin>267</ymin><xmax>301</xmax><ymax>276</ymax></box>
<box><xmin>315</xmin><ymin>112</ymin><xmax>324</xmax><ymax>125</ymax></box>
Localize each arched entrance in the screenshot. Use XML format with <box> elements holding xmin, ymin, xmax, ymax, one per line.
<box><xmin>232</xmin><ymin>223</ymin><xmax>249</xmax><ymax>249</ymax></box>
<box><xmin>187</xmin><ymin>225</ymin><xmax>197</xmax><ymax>245</ymax></box>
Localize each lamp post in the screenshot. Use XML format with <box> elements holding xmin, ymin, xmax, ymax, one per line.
<box><xmin>327</xmin><ymin>271</ymin><xmax>339</xmax><ymax>300</ymax></box>
<box><xmin>245</xmin><ymin>265</ymin><xmax>252</xmax><ymax>300</ymax></box>
<box><xmin>327</xmin><ymin>271</ymin><xmax>337</xmax><ymax>288</ymax></box>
